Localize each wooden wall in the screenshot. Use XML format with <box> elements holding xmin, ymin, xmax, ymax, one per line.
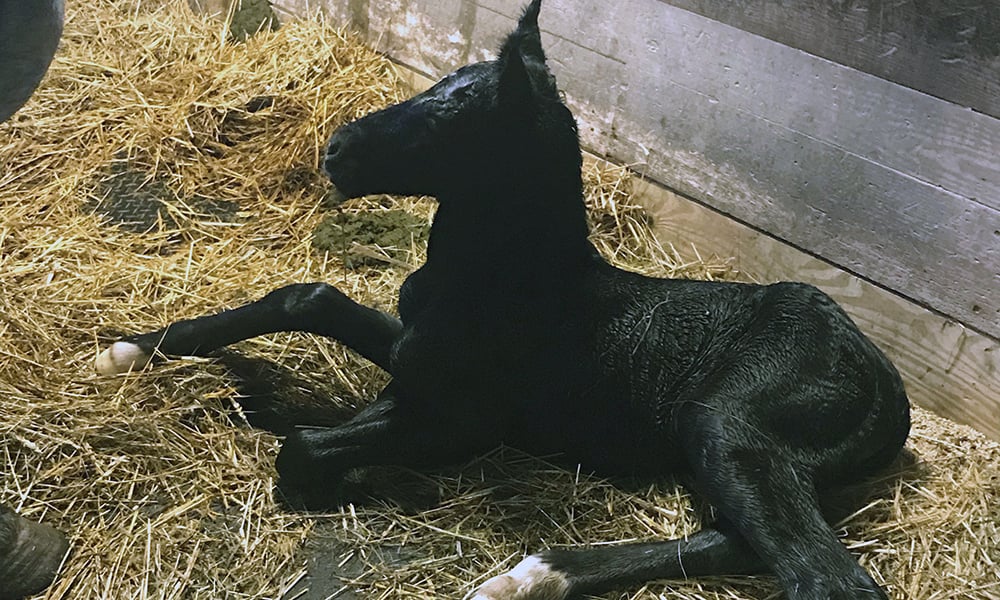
<box><xmin>259</xmin><ymin>0</ymin><xmax>999</xmax><ymax>439</ymax></box>
<box><xmin>664</xmin><ymin>1</ymin><xmax>1000</xmax><ymax>120</ymax></box>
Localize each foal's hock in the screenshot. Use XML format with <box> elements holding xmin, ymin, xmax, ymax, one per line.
<box><xmin>97</xmin><ymin>2</ymin><xmax>911</xmax><ymax>598</ymax></box>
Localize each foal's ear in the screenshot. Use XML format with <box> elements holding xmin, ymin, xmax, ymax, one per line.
<box><xmin>510</xmin><ymin>0</ymin><xmax>544</xmax><ymax>63</ymax></box>
<box><xmin>498</xmin><ymin>0</ymin><xmax>545</xmax><ymax>111</ymax></box>
<box><xmin>498</xmin><ymin>41</ymin><xmax>533</xmax><ymax>111</ymax></box>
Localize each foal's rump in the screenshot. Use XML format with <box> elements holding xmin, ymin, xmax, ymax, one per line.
<box><xmin>582</xmin><ymin>272</ymin><xmax>911</xmax><ymax>478</ymax></box>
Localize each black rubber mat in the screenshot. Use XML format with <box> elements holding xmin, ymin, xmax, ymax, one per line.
<box><xmin>86</xmin><ymin>163</ymin><xmax>239</xmax><ymax>234</ymax></box>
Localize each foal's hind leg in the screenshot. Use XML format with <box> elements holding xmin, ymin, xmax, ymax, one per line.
<box><xmin>471</xmin><ymin>522</ymin><xmax>763</xmax><ymax>600</ymax></box>
<box><xmin>688</xmin><ymin>432</ymin><xmax>888</xmax><ymax>599</ymax></box>
<box><xmin>472</xmin><ymin>439</ymin><xmax>888</xmax><ymax>599</ymax></box>
<box><xmin>96</xmin><ymin>283</ymin><xmax>401</xmax><ymax>374</ymax></box>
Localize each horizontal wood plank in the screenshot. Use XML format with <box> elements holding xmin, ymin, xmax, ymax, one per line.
<box><xmin>661</xmin><ymin>0</ymin><xmax>1000</xmax><ymax>120</ymax></box>
<box><xmin>626</xmin><ymin>8</ymin><xmax>1000</xmax><ymax>213</ymax></box>
<box><xmin>601</xmin><ymin>80</ymin><xmax>1000</xmax><ymax>338</ymax></box>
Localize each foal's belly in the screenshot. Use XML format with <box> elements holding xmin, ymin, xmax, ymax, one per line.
<box><xmin>504</xmin><ymin>381</ymin><xmax>686</xmax><ymax>476</ymax></box>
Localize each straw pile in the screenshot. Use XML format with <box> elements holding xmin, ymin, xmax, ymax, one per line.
<box><xmin>0</xmin><ymin>1</ymin><xmax>996</xmax><ymax>598</ymax></box>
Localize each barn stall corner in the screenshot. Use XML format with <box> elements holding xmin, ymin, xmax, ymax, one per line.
<box><xmin>0</xmin><ymin>0</ymin><xmax>998</xmax><ymax>598</ymax></box>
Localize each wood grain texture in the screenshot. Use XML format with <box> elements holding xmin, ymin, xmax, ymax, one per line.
<box><xmin>634</xmin><ymin>177</ymin><xmax>1000</xmax><ymax>441</ymax></box>
<box><xmin>620</xmin><ymin>9</ymin><xmax>1000</xmax><ymax>213</ymax></box>
<box><xmin>661</xmin><ymin>0</ymin><xmax>1000</xmax><ymax>119</ymax></box>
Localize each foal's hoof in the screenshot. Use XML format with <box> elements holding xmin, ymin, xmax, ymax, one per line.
<box><xmin>786</xmin><ymin>571</ymin><xmax>890</xmax><ymax>600</ymax></box>
<box><xmin>95</xmin><ymin>341</ymin><xmax>151</xmax><ymax>375</ymax></box>
<box><xmin>469</xmin><ymin>556</ymin><xmax>569</xmax><ymax>600</ymax></box>
<box><xmin>0</xmin><ymin>508</ymin><xmax>70</xmax><ymax>600</ymax></box>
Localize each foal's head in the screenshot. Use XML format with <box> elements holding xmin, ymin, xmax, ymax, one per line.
<box><xmin>322</xmin><ymin>0</ymin><xmax>580</xmax><ymax>201</ymax></box>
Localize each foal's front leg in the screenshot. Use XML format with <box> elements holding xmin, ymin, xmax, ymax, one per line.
<box><xmin>96</xmin><ymin>283</ymin><xmax>401</xmax><ymax>374</ymax></box>
<box><xmin>275</xmin><ymin>383</ymin><xmax>499</xmax><ymax>506</ymax></box>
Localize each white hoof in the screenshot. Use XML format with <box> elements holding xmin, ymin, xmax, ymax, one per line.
<box><xmin>95</xmin><ymin>342</ymin><xmax>151</xmax><ymax>375</ymax></box>
<box><xmin>470</xmin><ymin>556</ymin><xmax>569</xmax><ymax>600</ymax></box>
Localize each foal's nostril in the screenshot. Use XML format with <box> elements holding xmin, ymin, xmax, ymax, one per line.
<box><xmin>322</xmin><ymin>133</ymin><xmax>358</xmax><ymax>185</ymax></box>
<box><xmin>325</xmin><ymin>139</ymin><xmax>342</xmax><ymax>160</ymax></box>
<box><xmin>322</xmin><ymin>138</ymin><xmax>344</xmax><ymax>180</ymax></box>
<box><xmin>322</xmin><ymin>126</ymin><xmax>367</xmax><ymax>190</ymax></box>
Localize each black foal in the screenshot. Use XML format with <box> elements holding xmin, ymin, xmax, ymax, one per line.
<box><xmin>98</xmin><ymin>2</ymin><xmax>910</xmax><ymax>597</ymax></box>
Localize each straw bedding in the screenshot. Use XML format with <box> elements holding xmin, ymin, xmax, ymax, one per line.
<box><xmin>0</xmin><ymin>1</ymin><xmax>997</xmax><ymax>598</ymax></box>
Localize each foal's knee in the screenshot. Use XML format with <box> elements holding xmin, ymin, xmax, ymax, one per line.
<box><xmin>274</xmin><ymin>427</ymin><xmax>354</xmax><ymax>510</ymax></box>
<box><xmin>275</xmin><ymin>427</ymin><xmax>338</xmax><ymax>484</ymax></box>
<box><xmin>270</xmin><ymin>282</ymin><xmax>352</xmax><ymax>317</ymax></box>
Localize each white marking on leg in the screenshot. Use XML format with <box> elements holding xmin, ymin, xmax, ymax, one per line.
<box><xmin>469</xmin><ymin>555</ymin><xmax>569</xmax><ymax>600</ymax></box>
<box><xmin>95</xmin><ymin>342</ymin><xmax>151</xmax><ymax>375</ymax></box>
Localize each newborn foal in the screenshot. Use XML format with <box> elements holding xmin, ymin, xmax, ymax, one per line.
<box><xmin>98</xmin><ymin>2</ymin><xmax>910</xmax><ymax>598</ymax></box>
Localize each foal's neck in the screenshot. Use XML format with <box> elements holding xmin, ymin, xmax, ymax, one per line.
<box><xmin>427</xmin><ymin>173</ymin><xmax>592</xmax><ymax>281</ymax></box>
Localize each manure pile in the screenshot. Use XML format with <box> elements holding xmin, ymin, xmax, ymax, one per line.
<box><xmin>0</xmin><ymin>1</ymin><xmax>997</xmax><ymax>598</ymax></box>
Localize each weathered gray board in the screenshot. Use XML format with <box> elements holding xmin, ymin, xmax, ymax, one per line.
<box><xmin>259</xmin><ymin>0</ymin><xmax>1000</xmax><ymax>438</ymax></box>
<box><xmin>272</xmin><ymin>0</ymin><xmax>1000</xmax><ymax>341</ymax></box>
<box><xmin>663</xmin><ymin>0</ymin><xmax>1000</xmax><ymax>120</ymax></box>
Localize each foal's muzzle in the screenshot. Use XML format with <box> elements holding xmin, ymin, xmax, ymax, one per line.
<box><xmin>322</xmin><ymin>128</ymin><xmax>364</xmax><ymax>199</ymax></box>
